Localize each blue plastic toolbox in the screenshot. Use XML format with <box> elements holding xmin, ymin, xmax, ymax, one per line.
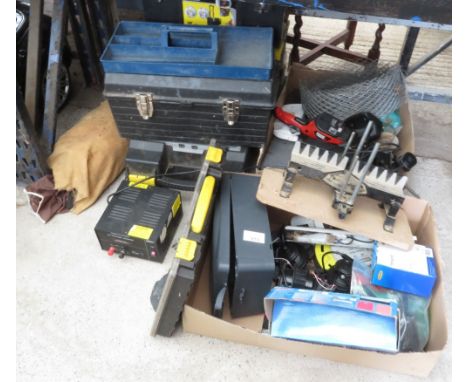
<box><xmin>101</xmin><ymin>21</ymin><xmax>274</xmax><ymax>80</ymax></box>
<box><xmin>102</xmin><ymin>21</ymin><xmax>282</xmax><ymax>148</ymax></box>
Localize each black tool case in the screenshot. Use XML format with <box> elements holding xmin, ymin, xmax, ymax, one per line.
<box><xmin>104</xmin><ymin>70</ymin><xmax>280</xmax><ymax>147</ymax></box>
<box><xmin>211</xmin><ymin>173</ymin><xmax>276</xmax><ymax>318</ymax></box>
<box><xmin>102</xmin><ymin>22</ymin><xmax>280</xmax><ymax>147</ymax></box>
<box><xmin>211</xmin><ymin>175</ymin><xmax>232</xmax><ymax>317</ymax></box>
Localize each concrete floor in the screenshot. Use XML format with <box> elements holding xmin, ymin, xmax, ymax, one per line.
<box><xmin>17</xmin><ymin>19</ymin><xmax>452</xmax><ymax>382</ymax></box>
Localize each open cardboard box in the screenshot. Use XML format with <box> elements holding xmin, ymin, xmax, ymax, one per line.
<box><xmin>181</xmin><ymin>65</ymin><xmax>446</xmax><ymax>377</ymax></box>
<box><xmin>260</xmin><ymin>63</ymin><xmax>414</xmax><ymax>177</ymax></box>
<box><xmin>258</xmin><ymin>63</ymin><xmax>417</xmax><ymax>250</ymax></box>
<box><xmin>182</xmin><ymin>196</ymin><xmax>447</xmax><ymax>377</ymax></box>
<box><xmin>263</xmin><ymin>63</ymin><xmax>415</xmax><ymax>155</ymax></box>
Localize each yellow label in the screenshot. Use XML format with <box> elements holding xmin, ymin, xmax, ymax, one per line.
<box><xmin>128</xmin><ymin>225</ymin><xmax>154</xmax><ymax>240</ymax></box>
<box><xmin>205</xmin><ymin>146</ymin><xmax>223</xmax><ymax>164</ymax></box>
<box><xmin>377</xmin><ymin>270</ymin><xmax>384</xmax><ymax>281</ymax></box>
<box><xmin>172</xmin><ymin>194</ymin><xmax>182</xmax><ymax>217</ymax></box>
<box><xmin>175</xmin><ymin>237</ymin><xmax>197</xmax><ymax>262</ymax></box>
<box><xmin>191</xmin><ymin>175</ymin><xmax>216</xmax><ymax>234</ymax></box>
<box><xmin>128</xmin><ymin>174</ymin><xmax>155</xmax><ymax>187</ymax></box>
<box><xmin>182</xmin><ymin>1</ymin><xmax>235</xmax><ymax>26</ymax></box>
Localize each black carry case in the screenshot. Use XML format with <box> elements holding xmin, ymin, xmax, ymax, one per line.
<box><xmin>210</xmin><ymin>173</ymin><xmax>275</xmax><ymax>318</ymax></box>
<box><xmin>229</xmin><ymin>174</ymin><xmax>275</xmax><ymax>317</ymax></box>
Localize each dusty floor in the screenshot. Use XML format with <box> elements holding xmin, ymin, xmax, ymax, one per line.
<box><xmin>17</xmin><ymin>17</ymin><xmax>451</xmax><ymax>382</ymax></box>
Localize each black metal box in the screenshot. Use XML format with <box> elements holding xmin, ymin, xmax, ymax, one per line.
<box><xmin>94</xmin><ymin>181</ymin><xmax>182</xmax><ymax>262</ymax></box>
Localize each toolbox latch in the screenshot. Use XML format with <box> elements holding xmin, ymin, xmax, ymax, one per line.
<box><xmin>222</xmin><ymin>99</ymin><xmax>240</xmax><ymax>126</ymax></box>
<box><xmin>136</xmin><ymin>93</ymin><xmax>154</xmax><ymax>120</ymax></box>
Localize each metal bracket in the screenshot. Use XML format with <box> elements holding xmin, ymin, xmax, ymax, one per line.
<box><xmin>281</xmin><ymin>123</ymin><xmax>406</xmax><ymax>233</ymax></box>
<box><xmin>136</xmin><ymin>93</ymin><xmax>154</xmax><ymax>120</ymax></box>
<box><xmin>222</xmin><ymin>99</ymin><xmax>240</xmax><ymax>126</ymax></box>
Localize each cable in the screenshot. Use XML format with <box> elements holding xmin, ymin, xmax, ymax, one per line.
<box><xmin>336</xmin><ymin>236</ymin><xmax>353</xmax><ymax>245</ymax></box>
<box><xmin>350</xmin><ymin>235</ymin><xmax>374</xmax><ymax>244</ymax></box>
<box><xmin>310</xmin><ymin>271</ymin><xmax>335</xmax><ymax>291</ymax></box>
<box><xmin>320</xmin><ymin>250</ymin><xmax>349</xmax><ymax>269</ymax></box>
<box><xmin>106</xmin><ymin>175</ymin><xmax>153</xmax><ymax>203</ymax></box>
<box><xmin>274</xmin><ymin>257</ymin><xmax>294</xmax><ymax>269</ymax></box>
<box><xmin>106</xmin><ymin>169</ymin><xmax>200</xmax><ymax>203</ymax></box>
<box><xmin>348</xmin><ymin>142</ymin><xmax>400</xmax><ymax>155</ymax></box>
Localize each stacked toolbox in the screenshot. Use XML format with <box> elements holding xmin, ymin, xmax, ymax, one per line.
<box><xmin>101</xmin><ymin>21</ymin><xmax>281</xmax><ymax>148</ymax></box>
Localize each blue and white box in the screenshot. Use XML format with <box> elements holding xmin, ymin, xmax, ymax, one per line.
<box><xmin>371</xmin><ymin>242</ymin><xmax>437</xmax><ymax>298</ymax></box>
<box><xmin>264</xmin><ymin>287</ymin><xmax>399</xmax><ymax>353</ymax></box>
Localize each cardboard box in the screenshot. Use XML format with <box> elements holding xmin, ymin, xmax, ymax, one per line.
<box><xmin>180</xmin><ymin>65</ymin><xmax>445</xmax><ymax>377</ymax></box>
<box><xmin>260</xmin><ymin>63</ymin><xmax>415</xmax><ymax>170</ymax></box>
<box><xmin>257</xmin><ymin>168</ymin><xmax>414</xmax><ymax>250</ymax></box>
<box><xmin>258</xmin><ymin>64</ymin><xmax>416</xmax><ymax>250</ymax></box>
<box><xmin>182</xmin><ymin>196</ymin><xmax>447</xmax><ymax>377</ymax></box>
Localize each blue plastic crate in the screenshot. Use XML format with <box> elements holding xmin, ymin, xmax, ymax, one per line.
<box><xmin>101</xmin><ymin>21</ymin><xmax>274</xmax><ymax>80</ymax></box>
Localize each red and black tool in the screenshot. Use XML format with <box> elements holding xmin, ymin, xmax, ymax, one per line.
<box><xmin>274</xmin><ymin>107</ymin><xmax>383</xmax><ymax>147</ymax></box>
<box><xmin>275</xmin><ymin>107</ymin><xmax>350</xmax><ymax>145</ymax></box>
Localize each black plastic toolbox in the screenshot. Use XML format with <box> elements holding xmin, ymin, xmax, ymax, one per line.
<box><xmin>104</xmin><ymin>71</ymin><xmax>280</xmax><ymax>147</ymax></box>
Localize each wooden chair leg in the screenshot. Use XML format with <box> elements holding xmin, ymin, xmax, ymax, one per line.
<box><xmin>368</xmin><ymin>23</ymin><xmax>386</xmax><ymax>61</ymax></box>
<box><xmin>344</xmin><ymin>20</ymin><xmax>357</xmax><ymax>50</ymax></box>
<box><xmin>289</xmin><ymin>14</ymin><xmax>303</xmax><ymax>64</ymax></box>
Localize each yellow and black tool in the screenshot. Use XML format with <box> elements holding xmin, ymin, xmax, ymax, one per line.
<box><xmin>150</xmin><ymin>140</ymin><xmax>223</xmax><ymax>336</ymax></box>
<box><xmin>182</xmin><ymin>0</ymin><xmax>235</xmax><ymax>26</ymax></box>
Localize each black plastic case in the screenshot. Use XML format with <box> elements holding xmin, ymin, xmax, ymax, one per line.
<box><xmin>211</xmin><ymin>175</ymin><xmax>232</xmax><ymax>317</ymax></box>
<box><xmin>212</xmin><ymin>174</ymin><xmax>275</xmax><ymax>318</ymax></box>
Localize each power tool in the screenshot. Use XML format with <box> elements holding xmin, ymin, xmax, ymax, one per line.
<box><xmin>274</xmin><ymin>106</ymin><xmax>383</xmax><ymax>147</ymax></box>
<box><xmin>280</xmin><ymin>121</ymin><xmax>408</xmax><ymax>232</ymax></box>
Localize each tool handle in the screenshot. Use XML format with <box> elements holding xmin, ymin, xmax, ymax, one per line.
<box><xmin>160</xmin><ymin>25</ymin><xmax>218</xmax><ymax>63</ymax></box>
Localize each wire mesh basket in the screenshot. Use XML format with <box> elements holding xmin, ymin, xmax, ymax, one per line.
<box><xmin>300</xmin><ymin>64</ymin><xmax>407</xmax><ymax>120</ymax></box>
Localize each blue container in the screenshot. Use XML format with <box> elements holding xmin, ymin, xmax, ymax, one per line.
<box><xmin>101</xmin><ymin>21</ymin><xmax>274</xmax><ymax>80</ymax></box>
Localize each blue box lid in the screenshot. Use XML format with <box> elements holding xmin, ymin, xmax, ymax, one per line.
<box><xmin>265</xmin><ymin>287</ymin><xmax>400</xmax><ymax>353</ymax></box>
<box><xmin>101</xmin><ymin>21</ymin><xmax>274</xmax><ymax>80</ymax></box>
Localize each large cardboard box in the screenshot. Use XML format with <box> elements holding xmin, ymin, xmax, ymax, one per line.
<box><xmin>261</xmin><ymin>63</ymin><xmax>415</xmax><ymax>168</ymax></box>
<box><xmin>181</xmin><ymin>65</ymin><xmax>446</xmax><ymax>377</ymax></box>
<box><xmin>182</xmin><ymin>196</ymin><xmax>448</xmax><ymax>377</ymax></box>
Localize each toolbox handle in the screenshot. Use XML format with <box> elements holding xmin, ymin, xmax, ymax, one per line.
<box><xmin>159</xmin><ymin>25</ymin><xmax>218</xmax><ymax>63</ymax></box>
